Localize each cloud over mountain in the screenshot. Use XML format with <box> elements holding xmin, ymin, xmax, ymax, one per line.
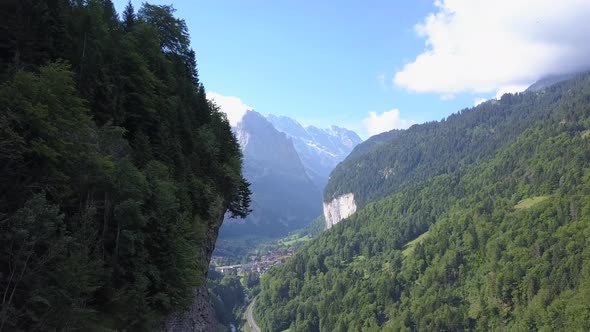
<box><xmin>394</xmin><ymin>0</ymin><xmax>590</xmax><ymax>96</ymax></box>
<box><xmin>206</xmin><ymin>91</ymin><xmax>252</xmax><ymax>126</ymax></box>
<box><xmin>363</xmin><ymin>109</ymin><xmax>415</xmax><ymax>136</ymax></box>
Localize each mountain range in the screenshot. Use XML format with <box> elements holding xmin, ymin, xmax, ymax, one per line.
<box><xmin>218</xmin><ymin>110</ymin><xmax>362</xmax><ymax>240</ymax></box>
<box><xmin>267</xmin><ymin>114</ymin><xmax>362</xmax><ymax>189</ymax></box>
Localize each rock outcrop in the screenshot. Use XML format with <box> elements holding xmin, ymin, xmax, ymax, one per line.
<box><xmin>159</xmin><ymin>203</ymin><xmax>225</xmax><ymax>332</ymax></box>
<box><xmin>159</xmin><ymin>285</ymin><xmax>217</xmax><ymax>332</ymax></box>
<box><xmin>323</xmin><ymin>193</ymin><xmax>357</xmax><ymax>229</ymax></box>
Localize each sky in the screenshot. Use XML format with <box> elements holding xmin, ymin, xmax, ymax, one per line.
<box><xmin>113</xmin><ymin>0</ymin><xmax>590</xmax><ymax>138</ymax></box>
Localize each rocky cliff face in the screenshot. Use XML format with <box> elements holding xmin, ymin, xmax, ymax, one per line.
<box><xmin>323</xmin><ymin>193</ymin><xmax>357</xmax><ymax>229</ymax></box>
<box><xmin>159</xmin><ymin>202</ymin><xmax>226</xmax><ymax>332</ymax></box>
<box><xmin>159</xmin><ymin>286</ymin><xmax>217</xmax><ymax>332</ymax></box>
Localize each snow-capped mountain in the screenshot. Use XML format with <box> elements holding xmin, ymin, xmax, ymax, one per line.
<box><xmin>266</xmin><ymin>114</ymin><xmax>363</xmax><ymax>189</ymax></box>
<box><xmin>218</xmin><ymin>111</ymin><xmax>361</xmax><ymax>240</ymax></box>
<box><xmin>220</xmin><ymin>111</ymin><xmax>322</xmax><ymax>238</ymax></box>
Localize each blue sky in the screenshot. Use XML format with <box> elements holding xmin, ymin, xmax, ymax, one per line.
<box><xmin>113</xmin><ymin>0</ymin><xmax>590</xmax><ymax>138</ymax></box>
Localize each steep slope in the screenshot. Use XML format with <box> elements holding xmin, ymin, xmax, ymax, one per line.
<box><xmin>322</xmin><ymin>130</ymin><xmax>403</xmax><ymax>229</ymax></box>
<box><xmin>0</xmin><ymin>3</ymin><xmax>249</xmax><ymax>331</ymax></box>
<box><xmin>526</xmin><ymin>72</ymin><xmax>578</xmax><ymax>92</ymax></box>
<box><xmin>267</xmin><ymin>114</ymin><xmax>362</xmax><ymax>189</ymax></box>
<box><xmin>323</xmin><ymin>78</ymin><xmax>585</xmax><ymax>227</ymax></box>
<box><xmin>346</xmin><ymin>129</ymin><xmax>403</xmax><ymax>160</ymax></box>
<box><xmin>219</xmin><ymin>111</ymin><xmax>322</xmax><ymax>238</ymax></box>
<box><xmin>256</xmin><ymin>73</ymin><xmax>590</xmax><ymax>331</ymax></box>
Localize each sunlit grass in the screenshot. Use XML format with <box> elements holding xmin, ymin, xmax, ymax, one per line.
<box><xmin>402</xmin><ymin>230</ymin><xmax>430</xmax><ymax>257</ymax></box>
<box><xmin>279</xmin><ymin>234</ymin><xmax>311</xmax><ymax>246</ymax></box>
<box><xmin>514</xmin><ymin>196</ymin><xmax>550</xmax><ymax>209</ymax></box>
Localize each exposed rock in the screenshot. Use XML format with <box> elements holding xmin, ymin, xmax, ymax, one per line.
<box><xmin>159</xmin><ymin>202</ymin><xmax>225</xmax><ymax>332</ymax></box>
<box><xmin>159</xmin><ymin>285</ymin><xmax>217</xmax><ymax>332</ymax></box>
<box><xmin>323</xmin><ymin>193</ymin><xmax>357</xmax><ymax>229</ymax></box>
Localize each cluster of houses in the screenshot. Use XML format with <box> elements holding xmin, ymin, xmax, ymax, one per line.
<box><xmin>214</xmin><ymin>250</ymin><xmax>294</xmax><ymax>276</ymax></box>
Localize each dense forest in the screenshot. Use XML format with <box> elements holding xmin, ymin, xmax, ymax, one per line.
<box><xmin>0</xmin><ymin>0</ymin><xmax>250</xmax><ymax>330</ymax></box>
<box><xmin>256</xmin><ymin>74</ymin><xmax>590</xmax><ymax>331</ymax></box>
<box><xmin>324</xmin><ymin>79</ymin><xmax>577</xmax><ymax>207</ymax></box>
<box><xmin>345</xmin><ymin>129</ymin><xmax>403</xmax><ymax>161</ymax></box>
<box><xmin>208</xmin><ymin>270</ymin><xmax>247</xmax><ymax>327</ymax></box>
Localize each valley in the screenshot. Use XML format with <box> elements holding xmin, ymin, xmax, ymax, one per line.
<box><xmin>254</xmin><ymin>73</ymin><xmax>590</xmax><ymax>331</ymax></box>
<box><xmin>207</xmin><ymin>218</ymin><xmax>325</xmax><ymax>330</ymax></box>
<box><xmin>195</xmin><ymin>73</ymin><xmax>590</xmax><ymax>331</ymax></box>
<box><xmin>214</xmin><ymin>110</ymin><xmax>361</xmax><ymax>263</ymax></box>
<box><xmin>3</xmin><ymin>1</ymin><xmax>590</xmax><ymax>331</ymax></box>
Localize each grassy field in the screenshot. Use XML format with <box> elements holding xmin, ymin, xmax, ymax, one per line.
<box><xmin>402</xmin><ymin>230</ymin><xmax>430</xmax><ymax>257</ymax></box>
<box><xmin>514</xmin><ymin>196</ymin><xmax>550</xmax><ymax>209</ymax></box>
<box><xmin>278</xmin><ymin>233</ymin><xmax>312</xmax><ymax>246</ymax></box>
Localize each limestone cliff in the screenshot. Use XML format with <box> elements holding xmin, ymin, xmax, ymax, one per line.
<box><xmin>323</xmin><ymin>193</ymin><xmax>357</xmax><ymax>229</ymax></box>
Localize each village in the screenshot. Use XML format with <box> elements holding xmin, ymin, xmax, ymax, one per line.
<box><xmin>212</xmin><ymin>247</ymin><xmax>295</xmax><ymax>276</ymax></box>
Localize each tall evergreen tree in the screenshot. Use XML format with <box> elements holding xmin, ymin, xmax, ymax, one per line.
<box><xmin>0</xmin><ymin>2</ymin><xmax>250</xmax><ymax>330</ymax></box>
<box><xmin>122</xmin><ymin>0</ymin><xmax>135</xmax><ymax>31</ymax></box>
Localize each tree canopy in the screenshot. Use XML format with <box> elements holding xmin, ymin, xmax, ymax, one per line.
<box><xmin>324</xmin><ymin>80</ymin><xmax>573</xmax><ymax>208</ymax></box>
<box><xmin>0</xmin><ymin>1</ymin><xmax>250</xmax><ymax>330</ymax></box>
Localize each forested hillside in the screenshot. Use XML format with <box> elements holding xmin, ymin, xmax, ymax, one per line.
<box><xmin>324</xmin><ymin>79</ymin><xmax>580</xmax><ymax>208</ymax></box>
<box><xmin>256</xmin><ymin>74</ymin><xmax>590</xmax><ymax>331</ymax></box>
<box><xmin>0</xmin><ymin>1</ymin><xmax>250</xmax><ymax>330</ymax></box>
<box><xmin>345</xmin><ymin>129</ymin><xmax>402</xmax><ymax>161</ymax></box>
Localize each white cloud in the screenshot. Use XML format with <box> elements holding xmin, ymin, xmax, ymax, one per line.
<box><xmin>474</xmin><ymin>98</ymin><xmax>487</xmax><ymax>106</ymax></box>
<box><xmin>394</xmin><ymin>0</ymin><xmax>590</xmax><ymax>96</ymax></box>
<box><xmin>363</xmin><ymin>109</ymin><xmax>416</xmax><ymax>136</ymax></box>
<box><xmin>206</xmin><ymin>91</ymin><xmax>252</xmax><ymax>126</ymax></box>
<box><xmin>495</xmin><ymin>84</ymin><xmax>529</xmax><ymax>99</ymax></box>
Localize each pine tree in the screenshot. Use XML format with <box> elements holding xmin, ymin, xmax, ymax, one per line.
<box><xmin>122</xmin><ymin>0</ymin><xmax>135</xmax><ymax>31</ymax></box>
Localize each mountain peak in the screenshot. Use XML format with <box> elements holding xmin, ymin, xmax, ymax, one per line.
<box><xmin>266</xmin><ymin>114</ymin><xmax>310</xmax><ymax>139</ymax></box>
<box><xmin>241</xmin><ymin>110</ymin><xmax>270</xmax><ymax>126</ymax></box>
<box><xmin>223</xmin><ymin>110</ymin><xmax>321</xmax><ymax>238</ymax></box>
<box><xmin>266</xmin><ymin>114</ymin><xmax>362</xmax><ymax>189</ymax></box>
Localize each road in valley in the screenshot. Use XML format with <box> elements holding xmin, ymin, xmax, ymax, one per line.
<box><xmin>246</xmin><ymin>297</ymin><xmax>261</xmax><ymax>332</ymax></box>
